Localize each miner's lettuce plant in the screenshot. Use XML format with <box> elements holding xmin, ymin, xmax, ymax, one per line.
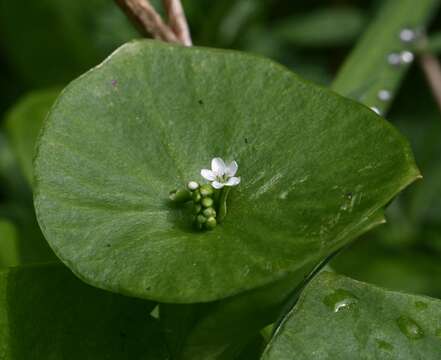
<box><xmin>33</xmin><ymin>40</ymin><xmax>419</xmax><ymax>304</ymax></box>
<box><xmin>1</xmin><ymin>0</ymin><xmax>441</xmax><ymax>359</ymax></box>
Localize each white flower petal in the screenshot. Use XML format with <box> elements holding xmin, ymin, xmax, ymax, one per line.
<box><xmin>225</xmin><ymin>160</ymin><xmax>238</xmax><ymax>177</ymax></box>
<box><xmin>212</xmin><ymin>181</ymin><xmax>224</xmax><ymax>189</ymax></box>
<box><xmin>211</xmin><ymin>157</ymin><xmax>226</xmax><ymax>176</ymax></box>
<box><xmin>225</xmin><ymin>177</ymin><xmax>240</xmax><ymax>187</ymax></box>
<box><xmin>201</xmin><ymin>169</ymin><xmax>216</xmax><ymax>181</ymax></box>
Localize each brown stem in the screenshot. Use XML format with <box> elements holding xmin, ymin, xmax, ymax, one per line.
<box><xmin>163</xmin><ymin>0</ymin><xmax>193</xmax><ymax>46</ymax></box>
<box><xmin>419</xmin><ymin>52</ymin><xmax>441</xmax><ymax>113</ymax></box>
<box><xmin>115</xmin><ymin>0</ymin><xmax>178</xmax><ymax>43</ymax></box>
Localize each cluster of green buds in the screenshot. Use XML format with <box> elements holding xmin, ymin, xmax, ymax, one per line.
<box><xmin>187</xmin><ymin>181</ymin><xmax>218</xmax><ymax>230</ymax></box>
<box><xmin>168</xmin><ymin>157</ymin><xmax>240</xmax><ymax>231</ymax></box>
<box><xmin>169</xmin><ymin>181</ymin><xmax>218</xmax><ymax>231</ymax></box>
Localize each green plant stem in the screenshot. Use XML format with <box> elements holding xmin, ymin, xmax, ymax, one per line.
<box><xmin>217</xmin><ymin>187</ymin><xmax>230</xmax><ymax>223</ymax></box>
<box><xmin>332</xmin><ymin>0</ymin><xmax>440</xmax><ymax>115</ymax></box>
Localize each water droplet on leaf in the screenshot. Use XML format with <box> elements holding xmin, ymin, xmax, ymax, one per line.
<box><xmin>415</xmin><ymin>301</ymin><xmax>428</xmax><ymax>310</ymax></box>
<box><xmin>378</xmin><ymin>89</ymin><xmax>392</xmax><ymax>102</ymax></box>
<box><xmin>279</xmin><ymin>191</ymin><xmax>289</xmax><ymax>200</ymax></box>
<box><xmin>340</xmin><ymin>192</ymin><xmax>357</xmax><ymax>212</ymax></box>
<box><xmin>377</xmin><ymin>339</ymin><xmax>394</xmax><ymax>351</ymax></box>
<box><xmin>396</xmin><ymin>316</ymin><xmax>424</xmax><ymax>340</ymax></box>
<box><xmin>400</xmin><ymin>28</ymin><xmax>417</xmax><ymax>43</ymax></box>
<box><xmin>323</xmin><ymin>289</ymin><xmax>358</xmax><ymax>313</ymax></box>
<box><xmin>400</xmin><ymin>51</ymin><xmax>414</xmax><ymax>64</ymax></box>
<box><xmin>370</xmin><ymin>106</ymin><xmax>381</xmax><ymax>116</ymax></box>
<box><xmin>387</xmin><ymin>52</ymin><xmax>402</xmax><ymax>66</ymax></box>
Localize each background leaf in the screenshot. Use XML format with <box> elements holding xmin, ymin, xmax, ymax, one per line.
<box><xmin>0</xmin><ymin>263</ymin><xmax>168</xmax><ymax>359</ymax></box>
<box><xmin>274</xmin><ymin>7</ymin><xmax>366</xmax><ymax>47</ymax></box>
<box><xmin>0</xmin><ymin>132</ymin><xmax>55</xmax><ymax>265</ymax></box>
<box><xmin>262</xmin><ymin>271</ymin><xmax>441</xmax><ymax>359</ymax></box>
<box><xmin>5</xmin><ymin>88</ymin><xmax>60</xmax><ymax>185</ymax></box>
<box><xmin>0</xmin><ymin>219</ymin><xmax>19</xmax><ymax>267</ymax></box>
<box><xmin>0</xmin><ymin>0</ymin><xmax>137</xmax><ymax>87</ymax></box>
<box><xmin>160</xmin><ymin>268</ymin><xmax>314</xmax><ymax>359</ymax></box>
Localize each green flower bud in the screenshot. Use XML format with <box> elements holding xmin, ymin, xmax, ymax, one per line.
<box><xmin>192</xmin><ymin>190</ymin><xmax>202</xmax><ymax>203</ymax></box>
<box><xmin>201</xmin><ymin>197</ymin><xmax>214</xmax><ymax>208</ymax></box>
<box><xmin>203</xmin><ymin>207</ymin><xmax>216</xmax><ymax>218</ymax></box>
<box><xmin>205</xmin><ymin>217</ymin><xmax>217</xmax><ymax>230</ymax></box>
<box><xmin>169</xmin><ymin>189</ymin><xmax>192</xmax><ymax>203</ymax></box>
<box><xmin>187</xmin><ymin>181</ymin><xmax>199</xmax><ymax>191</ymax></box>
<box><xmin>200</xmin><ymin>184</ymin><xmax>214</xmax><ymax>197</ymax></box>
<box><xmin>193</xmin><ymin>204</ymin><xmax>202</xmax><ymax>214</ymax></box>
<box><xmin>196</xmin><ymin>214</ymin><xmax>207</xmax><ymax>224</ymax></box>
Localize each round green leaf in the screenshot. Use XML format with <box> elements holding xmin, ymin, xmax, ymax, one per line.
<box><xmin>34</xmin><ymin>40</ymin><xmax>419</xmax><ymax>303</ymax></box>
<box><xmin>262</xmin><ymin>272</ymin><xmax>441</xmax><ymax>359</ymax></box>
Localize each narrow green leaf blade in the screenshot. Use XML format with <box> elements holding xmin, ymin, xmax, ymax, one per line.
<box><xmin>332</xmin><ymin>0</ymin><xmax>439</xmax><ymax>114</ymax></box>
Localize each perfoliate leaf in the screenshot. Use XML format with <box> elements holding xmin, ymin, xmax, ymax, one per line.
<box><xmin>35</xmin><ymin>40</ymin><xmax>419</xmax><ymax>303</ymax></box>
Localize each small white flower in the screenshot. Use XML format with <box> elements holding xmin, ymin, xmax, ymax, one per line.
<box><xmin>201</xmin><ymin>157</ymin><xmax>241</xmax><ymax>189</ymax></box>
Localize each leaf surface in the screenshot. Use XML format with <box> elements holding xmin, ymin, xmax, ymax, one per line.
<box><xmin>262</xmin><ymin>271</ymin><xmax>441</xmax><ymax>359</ymax></box>
<box><xmin>35</xmin><ymin>40</ymin><xmax>419</xmax><ymax>302</ymax></box>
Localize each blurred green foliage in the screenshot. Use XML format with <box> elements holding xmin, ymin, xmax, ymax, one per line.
<box><xmin>0</xmin><ymin>0</ymin><xmax>137</xmax><ymax>87</ymax></box>
<box><xmin>0</xmin><ymin>264</ymin><xmax>167</xmax><ymax>359</ymax></box>
<box><xmin>0</xmin><ymin>219</ymin><xmax>19</xmax><ymax>267</ymax></box>
<box><xmin>5</xmin><ymin>88</ymin><xmax>60</xmax><ymax>185</ymax></box>
<box><xmin>274</xmin><ymin>7</ymin><xmax>366</xmax><ymax>47</ymax></box>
